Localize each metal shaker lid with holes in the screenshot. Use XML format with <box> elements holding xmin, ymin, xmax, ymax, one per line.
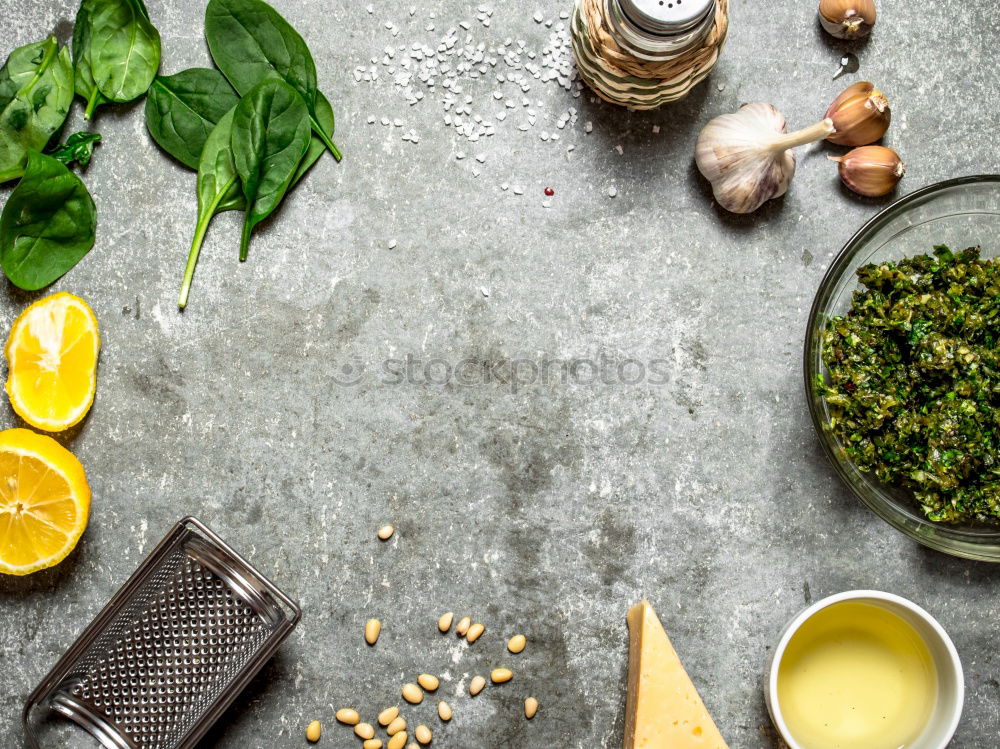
<box><xmin>609</xmin><ymin>0</ymin><xmax>717</xmax><ymax>61</ymax></box>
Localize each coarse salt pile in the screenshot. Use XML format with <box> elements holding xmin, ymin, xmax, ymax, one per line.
<box><xmin>352</xmin><ymin>5</ymin><xmax>585</xmax><ymax>146</ymax></box>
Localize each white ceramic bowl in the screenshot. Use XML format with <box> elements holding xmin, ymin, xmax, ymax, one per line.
<box><xmin>765</xmin><ymin>590</ymin><xmax>964</xmax><ymax>749</ymax></box>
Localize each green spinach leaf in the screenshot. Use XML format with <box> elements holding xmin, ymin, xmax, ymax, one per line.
<box><xmin>178</xmin><ymin>88</ymin><xmax>331</xmax><ymax>307</ymax></box>
<box><xmin>0</xmin><ymin>37</ymin><xmax>74</xmax><ymax>183</ymax></box>
<box><xmin>72</xmin><ymin>0</ymin><xmax>108</xmax><ymax>118</ymax></box>
<box><xmin>231</xmin><ymin>78</ymin><xmax>310</xmax><ymax>261</ymax></box>
<box><xmin>88</xmin><ymin>0</ymin><xmax>161</xmax><ymax>104</ymax></box>
<box><xmin>145</xmin><ymin>68</ymin><xmax>239</xmax><ymax>169</ymax></box>
<box><xmin>47</xmin><ymin>132</ymin><xmax>102</xmax><ymax>167</ymax></box>
<box><xmin>205</xmin><ymin>0</ymin><xmax>341</xmax><ymax>161</ymax></box>
<box><xmin>179</xmin><ymin>106</ymin><xmax>245</xmax><ymax>308</ymax></box>
<box><xmin>0</xmin><ymin>151</ymin><xmax>97</xmax><ymax>291</ymax></box>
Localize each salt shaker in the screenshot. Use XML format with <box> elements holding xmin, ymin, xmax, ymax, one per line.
<box><xmin>571</xmin><ymin>0</ymin><xmax>729</xmax><ymax>109</ymax></box>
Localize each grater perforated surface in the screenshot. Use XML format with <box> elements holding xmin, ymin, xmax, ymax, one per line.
<box><xmin>63</xmin><ymin>550</ymin><xmax>271</xmax><ymax>748</ymax></box>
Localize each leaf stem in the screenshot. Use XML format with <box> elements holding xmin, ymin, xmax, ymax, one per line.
<box><xmin>178</xmin><ymin>181</ymin><xmax>233</xmax><ymax>309</ymax></box>
<box><xmin>239</xmin><ymin>217</ymin><xmax>253</xmax><ymax>262</ymax></box>
<box><xmin>310</xmin><ymin>115</ymin><xmax>342</xmax><ymax>162</ymax></box>
<box><xmin>84</xmin><ymin>87</ymin><xmax>101</xmax><ymax>120</ymax></box>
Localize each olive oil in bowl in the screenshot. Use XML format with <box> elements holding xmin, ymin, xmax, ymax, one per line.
<box><xmin>776</xmin><ymin>602</ymin><xmax>938</xmax><ymax>749</ymax></box>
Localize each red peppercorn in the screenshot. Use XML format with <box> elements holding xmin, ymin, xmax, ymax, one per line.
<box><xmin>544</xmin><ymin>187</ymin><xmax>555</xmax><ymax>196</ymax></box>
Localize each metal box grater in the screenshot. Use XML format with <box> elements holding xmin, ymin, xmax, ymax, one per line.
<box><xmin>22</xmin><ymin>517</ymin><xmax>301</xmax><ymax>749</ymax></box>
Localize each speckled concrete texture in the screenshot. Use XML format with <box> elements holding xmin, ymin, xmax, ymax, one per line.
<box><xmin>1</xmin><ymin>1</ymin><xmax>999</xmax><ymax>747</ymax></box>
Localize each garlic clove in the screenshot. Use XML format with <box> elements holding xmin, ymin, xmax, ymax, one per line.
<box><xmin>825</xmin><ymin>81</ymin><xmax>890</xmax><ymax>146</ymax></box>
<box><xmin>695</xmin><ymin>103</ymin><xmax>834</xmax><ymax>214</ymax></box>
<box><xmin>819</xmin><ymin>0</ymin><xmax>877</xmax><ymax>39</ymax></box>
<box><xmin>830</xmin><ymin>146</ymin><xmax>904</xmax><ymax>197</ymax></box>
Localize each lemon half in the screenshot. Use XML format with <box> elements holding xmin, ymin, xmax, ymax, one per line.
<box><xmin>4</xmin><ymin>293</ymin><xmax>100</xmax><ymax>432</ymax></box>
<box><xmin>0</xmin><ymin>428</ymin><xmax>90</xmax><ymax>575</ymax></box>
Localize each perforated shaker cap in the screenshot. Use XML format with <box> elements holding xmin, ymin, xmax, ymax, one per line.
<box><xmin>619</xmin><ymin>0</ymin><xmax>715</xmax><ymax>35</ymax></box>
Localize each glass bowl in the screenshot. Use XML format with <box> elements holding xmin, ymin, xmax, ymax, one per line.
<box><xmin>805</xmin><ymin>176</ymin><xmax>1000</xmax><ymax>562</ymax></box>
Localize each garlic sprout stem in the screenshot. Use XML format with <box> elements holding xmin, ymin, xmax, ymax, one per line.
<box><xmin>767</xmin><ymin>118</ymin><xmax>835</xmax><ymax>152</ymax></box>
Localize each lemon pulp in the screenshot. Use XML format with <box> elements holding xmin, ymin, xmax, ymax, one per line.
<box><xmin>4</xmin><ymin>293</ymin><xmax>100</xmax><ymax>432</ymax></box>
<box><xmin>0</xmin><ymin>429</ymin><xmax>90</xmax><ymax>575</ymax></box>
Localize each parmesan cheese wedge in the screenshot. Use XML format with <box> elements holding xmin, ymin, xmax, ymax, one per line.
<box><xmin>624</xmin><ymin>600</ymin><xmax>729</xmax><ymax>749</ymax></box>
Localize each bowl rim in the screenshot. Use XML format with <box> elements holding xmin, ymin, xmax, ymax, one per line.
<box><xmin>766</xmin><ymin>590</ymin><xmax>964</xmax><ymax>749</ymax></box>
<box><xmin>804</xmin><ymin>175</ymin><xmax>1000</xmax><ymax>562</ymax></box>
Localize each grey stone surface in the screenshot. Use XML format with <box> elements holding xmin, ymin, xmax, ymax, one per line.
<box><xmin>1</xmin><ymin>0</ymin><xmax>999</xmax><ymax>747</ymax></box>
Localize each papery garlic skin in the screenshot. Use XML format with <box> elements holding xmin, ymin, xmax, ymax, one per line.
<box><xmin>695</xmin><ymin>103</ymin><xmax>834</xmax><ymax>214</ymax></box>
<box><xmin>831</xmin><ymin>145</ymin><xmax>904</xmax><ymax>196</ymax></box>
<box><xmin>826</xmin><ymin>81</ymin><xmax>891</xmax><ymax>146</ymax></box>
<box><xmin>818</xmin><ymin>0</ymin><xmax>877</xmax><ymax>39</ymax></box>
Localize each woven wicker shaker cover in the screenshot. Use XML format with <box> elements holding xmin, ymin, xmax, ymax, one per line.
<box><xmin>571</xmin><ymin>0</ymin><xmax>730</xmax><ymax>109</ymax></box>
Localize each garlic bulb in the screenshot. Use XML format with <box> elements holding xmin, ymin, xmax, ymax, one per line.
<box><xmin>830</xmin><ymin>145</ymin><xmax>904</xmax><ymax>196</ymax></box>
<box><xmin>825</xmin><ymin>81</ymin><xmax>890</xmax><ymax>146</ymax></box>
<box><xmin>818</xmin><ymin>0</ymin><xmax>877</xmax><ymax>39</ymax></box>
<box><xmin>695</xmin><ymin>103</ymin><xmax>834</xmax><ymax>214</ymax></box>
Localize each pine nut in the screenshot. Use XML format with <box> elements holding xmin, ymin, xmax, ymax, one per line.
<box><xmin>336</xmin><ymin>709</ymin><xmax>360</xmax><ymax>725</ymax></box>
<box><xmin>365</xmin><ymin>618</ymin><xmax>382</xmax><ymax>645</ymax></box>
<box><xmin>388</xmin><ymin>732</ymin><xmax>408</xmax><ymax>749</ymax></box>
<box><xmin>415</xmin><ymin>724</ymin><xmax>432</xmax><ymax>744</ymax></box>
<box><xmin>524</xmin><ymin>697</ymin><xmax>539</xmax><ymax>719</ymax></box>
<box><xmin>378</xmin><ymin>707</ymin><xmax>399</xmax><ymax>727</ymax></box>
<box><xmin>417</xmin><ymin>674</ymin><xmax>439</xmax><ymax>691</ymax></box>
<box><xmin>402</xmin><ymin>683</ymin><xmax>423</xmax><ymax>704</ymax></box>
<box><xmin>437</xmin><ymin>612</ymin><xmax>454</xmax><ymax>633</ymax></box>
<box><xmin>466</xmin><ymin>623</ymin><xmax>485</xmax><ymax>643</ymax></box>
<box><xmin>306</xmin><ymin>720</ymin><xmax>321</xmax><ymax>742</ymax></box>
<box><xmin>377</xmin><ymin>525</ymin><xmax>395</xmax><ymax>540</ymax></box>
<box><xmin>491</xmin><ymin>668</ymin><xmax>513</xmax><ymax>684</ymax></box>
<box><xmin>437</xmin><ymin>701</ymin><xmax>452</xmax><ymax>722</ymax></box>
<box><xmin>407</xmin><ymin>745</ymin><xmax>419</xmax><ymax>749</ymax></box>
<box><xmin>507</xmin><ymin>634</ymin><xmax>526</xmax><ymax>653</ymax></box>
<box><xmin>387</xmin><ymin>717</ymin><xmax>407</xmax><ymax>735</ymax></box>
<box><xmin>355</xmin><ymin>723</ymin><xmax>375</xmax><ymax>740</ymax></box>
<box><xmin>363</xmin><ymin>740</ymin><xmax>383</xmax><ymax>749</ymax></box>
<box><xmin>469</xmin><ymin>675</ymin><xmax>486</xmax><ymax>696</ymax></box>
<box><xmin>455</xmin><ymin>616</ymin><xmax>471</xmax><ymax>636</ymax></box>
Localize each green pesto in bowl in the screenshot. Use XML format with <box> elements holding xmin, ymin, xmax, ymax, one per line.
<box><xmin>805</xmin><ymin>176</ymin><xmax>1000</xmax><ymax>561</ymax></box>
<box><xmin>818</xmin><ymin>245</ymin><xmax>1000</xmax><ymax>525</ymax></box>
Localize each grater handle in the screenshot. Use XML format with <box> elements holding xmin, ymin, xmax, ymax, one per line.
<box><xmin>179</xmin><ymin>517</ymin><xmax>302</xmax><ymax>627</ymax></box>
<box><xmin>23</xmin><ymin>697</ymin><xmax>137</xmax><ymax>749</ymax></box>
<box><xmin>23</xmin><ymin>699</ymin><xmax>42</xmax><ymax>749</ymax></box>
<box><xmin>24</xmin><ymin>692</ymin><xmax>136</xmax><ymax>749</ymax></box>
